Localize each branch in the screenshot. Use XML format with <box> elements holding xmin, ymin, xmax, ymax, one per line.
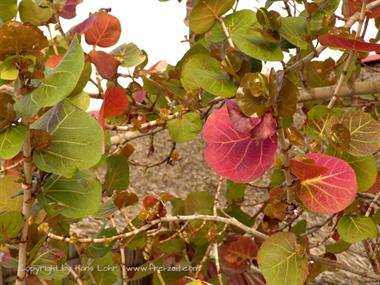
<box><xmin>47</xmin><ymin>214</ymin><xmax>269</xmax><ymax>244</ymax></box>
<box><xmin>327</xmin><ymin>0</ymin><xmax>368</xmax><ymax>109</ymax></box>
<box><xmin>15</xmin><ymin>130</ymin><xmax>33</xmax><ymax>285</ymax></box>
<box><xmin>286</xmin><ymin>0</ymin><xmax>380</xmax><ymax>72</ymax></box>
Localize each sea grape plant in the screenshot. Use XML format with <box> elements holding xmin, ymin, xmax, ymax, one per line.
<box><xmin>1</xmin><ymin>0</ymin><xmax>380</xmax><ymax>285</ymax></box>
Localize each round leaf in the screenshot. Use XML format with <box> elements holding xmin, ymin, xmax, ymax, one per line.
<box><xmin>38</xmin><ymin>171</ymin><xmax>102</xmax><ymax>219</ymax></box>
<box><xmin>0</xmin><ymin>211</ymin><xmax>24</xmax><ymax>244</ymax></box>
<box><xmin>0</xmin><ymin>0</ymin><xmax>17</xmax><ymax>22</ymax></box>
<box><xmin>31</xmin><ymin>100</ymin><xmax>103</xmax><ymax>177</ymax></box>
<box><xmin>202</xmin><ymin>105</ymin><xmax>277</xmax><ymax>183</ymax></box>
<box><xmin>168</xmin><ymin>112</ymin><xmax>202</xmax><ymax>143</ymax></box>
<box><xmin>0</xmin><ymin>126</ymin><xmax>26</xmax><ymax>160</ymax></box>
<box><xmin>337</xmin><ymin>215</ymin><xmax>378</xmax><ymax>243</ymax></box>
<box><xmin>341</xmin><ymin>153</ymin><xmax>377</xmax><ymax>192</ymax></box>
<box><xmin>327</xmin><ymin>110</ymin><xmax>380</xmax><ymax>156</ymax></box>
<box><xmin>111</xmin><ymin>42</ymin><xmax>146</xmax><ymax>67</ymax></box>
<box><xmin>181</xmin><ymin>53</ymin><xmax>237</xmax><ymax>98</ymax></box>
<box><xmin>189</xmin><ymin>0</ymin><xmax>235</xmax><ymax>34</ymax></box>
<box><xmin>294</xmin><ymin>153</ymin><xmax>357</xmax><ymax>214</ymax></box>
<box><xmin>104</xmin><ymin>154</ymin><xmax>130</xmax><ymax>195</ymax></box>
<box><xmin>19</xmin><ymin>0</ymin><xmax>53</xmax><ymax>25</ymax></box>
<box><xmin>85</xmin><ymin>12</ymin><xmax>121</xmax><ymax>48</ymax></box>
<box><xmin>257</xmin><ymin>232</ymin><xmax>309</xmax><ymax>285</ymax></box>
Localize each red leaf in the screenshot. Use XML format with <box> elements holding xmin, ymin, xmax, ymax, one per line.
<box><xmin>58</xmin><ymin>0</ymin><xmax>82</xmax><ymax>19</ymax></box>
<box><xmin>71</xmin><ymin>15</ymin><xmax>97</xmax><ymax>34</ymax></box>
<box><xmin>88</xmin><ymin>50</ymin><xmax>119</xmax><ymax>80</ymax></box>
<box><xmin>219</xmin><ymin>236</ymin><xmax>258</xmax><ymax>274</ymax></box>
<box><xmin>289</xmin><ymin>159</ymin><xmax>329</xmax><ymax>181</ymax></box>
<box><xmin>45</xmin><ymin>54</ymin><xmax>64</xmax><ymax>68</ymax></box>
<box><xmin>319</xmin><ymin>34</ymin><xmax>380</xmax><ymax>52</ymax></box>
<box><xmin>84</xmin><ymin>12</ymin><xmax>121</xmax><ymax>48</ymax></box>
<box><xmin>101</xmin><ymin>86</ymin><xmax>129</xmax><ymax>119</ymax></box>
<box><xmin>368</xmin><ymin>172</ymin><xmax>380</xmax><ymax>193</ymax></box>
<box><xmin>202</xmin><ymin>106</ymin><xmax>278</xmax><ymax>183</ymax></box>
<box><xmin>295</xmin><ymin>153</ymin><xmax>357</xmax><ymax>214</ymax></box>
<box><xmin>348</xmin><ymin>0</ymin><xmax>380</xmax><ymax>18</ymax></box>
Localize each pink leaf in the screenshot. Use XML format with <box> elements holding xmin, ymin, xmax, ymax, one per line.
<box><xmin>58</xmin><ymin>0</ymin><xmax>82</xmax><ymax>19</ymax></box>
<box><xmin>226</xmin><ymin>100</ymin><xmax>260</xmax><ymax>134</ymax></box>
<box><xmin>202</xmin><ymin>106</ymin><xmax>278</xmax><ymax>183</ymax></box>
<box><xmin>147</xmin><ymin>61</ymin><xmax>168</xmax><ymax>74</ymax></box>
<box><xmin>71</xmin><ymin>15</ymin><xmax>96</xmax><ymax>34</ymax></box>
<box><xmin>251</xmin><ymin>112</ymin><xmax>277</xmax><ymax>141</ymax></box>
<box><xmin>319</xmin><ymin>34</ymin><xmax>380</xmax><ymax>52</ymax></box>
<box><xmin>295</xmin><ymin>153</ymin><xmax>357</xmax><ymax>214</ymax></box>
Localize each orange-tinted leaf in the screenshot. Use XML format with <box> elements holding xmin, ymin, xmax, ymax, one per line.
<box><xmin>268</xmin><ymin>187</ymin><xmax>287</xmax><ymax>220</ymax></box>
<box><xmin>319</xmin><ymin>34</ymin><xmax>380</xmax><ymax>52</ymax></box>
<box><xmin>114</xmin><ymin>191</ymin><xmax>138</xmax><ymax>209</ymax></box>
<box><xmin>295</xmin><ymin>153</ymin><xmax>357</xmax><ymax>214</ymax></box>
<box><xmin>45</xmin><ymin>54</ymin><xmax>64</xmax><ymax>68</ymax></box>
<box><xmin>348</xmin><ymin>0</ymin><xmax>380</xmax><ymax>18</ymax></box>
<box><xmin>85</xmin><ymin>12</ymin><xmax>121</xmax><ymax>48</ymax></box>
<box><xmin>88</xmin><ymin>50</ymin><xmax>119</xmax><ymax>80</ymax></box>
<box><xmin>220</xmin><ymin>235</ymin><xmax>258</xmax><ymax>274</ymax></box>
<box><xmin>101</xmin><ymin>86</ymin><xmax>129</xmax><ymax>118</ymax></box>
<box><xmin>289</xmin><ymin>159</ymin><xmax>329</xmax><ymax>181</ymax></box>
<box><xmin>0</xmin><ymin>21</ymin><xmax>48</xmax><ymax>59</ymax></box>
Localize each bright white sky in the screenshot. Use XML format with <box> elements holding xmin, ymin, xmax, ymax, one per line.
<box><xmin>57</xmin><ymin>0</ymin><xmax>377</xmax><ymax>110</ymax></box>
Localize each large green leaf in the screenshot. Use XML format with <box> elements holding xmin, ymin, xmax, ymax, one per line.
<box><xmin>31</xmin><ymin>100</ymin><xmax>103</xmax><ymax>177</ymax></box>
<box><xmin>0</xmin><ymin>176</ymin><xmax>23</xmax><ymax>212</ymax></box>
<box><xmin>104</xmin><ymin>154</ymin><xmax>130</xmax><ymax>195</ymax></box>
<box><xmin>189</xmin><ymin>0</ymin><xmax>235</xmax><ymax>34</ymax></box>
<box><xmin>327</xmin><ymin>110</ymin><xmax>380</xmax><ymax>156</ymax></box>
<box><xmin>181</xmin><ymin>53</ymin><xmax>237</xmax><ymax>97</ymax></box>
<box><xmin>0</xmin><ymin>126</ymin><xmax>26</xmax><ymax>159</ymax></box>
<box><xmin>19</xmin><ymin>0</ymin><xmax>53</xmax><ymax>26</ymax></box>
<box><xmin>208</xmin><ymin>10</ymin><xmax>283</xmax><ymax>61</ymax></box>
<box><xmin>91</xmin><ymin>252</ymin><xmax>120</xmax><ymax>285</ymax></box>
<box><xmin>257</xmin><ymin>232</ymin><xmax>309</xmax><ymax>285</ymax></box>
<box><xmin>18</xmin><ymin>37</ymin><xmax>84</xmax><ymax>119</ymax></box>
<box><xmin>0</xmin><ymin>0</ymin><xmax>17</xmax><ymax>22</ymax></box>
<box><xmin>279</xmin><ymin>17</ymin><xmax>309</xmax><ymax>50</ymax></box>
<box><xmin>38</xmin><ymin>171</ymin><xmax>102</xmax><ymax>219</ymax></box>
<box><xmin>168</xmin><ymin>112</ymin><xmax>202</xmax><ymax>143</ymax></box>
<box><xmin>341</xmin><ymin>153</ymin><xmax>377</xmax><ymax>192</ymax></box>
<box><xmin>337</xmin><ymin>215</ymin><xmax>378</xmax><ymax>243</ymax></box>
<box><xmin>0</xmin><ymin>211</ymin><xmax>24</xmax><ymax>243</ymax></box>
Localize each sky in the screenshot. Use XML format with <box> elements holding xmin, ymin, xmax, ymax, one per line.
<box><xmin>56</xmin><ymin>0</ymin><xmax>377</xmax><ymax>110</ymax></box>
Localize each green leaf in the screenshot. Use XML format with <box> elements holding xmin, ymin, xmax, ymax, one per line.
<box><xmin>0</xmin><ymin>126</ymin><xmax>26</xmax><ymax>160</ymax></box>
<box><xmin>38</xmin><ymin>171</ymin><xmax>102</xmax><ymax>219</ymax></box>
<box><xmin>0</xmin><ymin>56</ymin><xmax>18</xmax><ymax>80</ymax></box>
<box><xmin>325</xmin><ymin>240</ymin><xmax>351</xmax><ymax>254</ymax></box>
<box><xmin>189</xmin><ymin>0</ymin><xmax>235</xmax><ymax>34</ymax></box>
<box><xmin>31</xmin><ymin>100</ymin><xmax>103</xmax><ymax>177</ymax></box>
<box><xmin>279</xmin><ymin>17</ymin><xmax>309</xmax><ymax>50</ymax></box>
<box><xmin>257</xmin><ymin>232</ymin><xmax>309</xmax><ymax>285</ymax></box>
<box><xmin>19</xmin><ymin>0</ymin><xmax>53</xmax><ymax>26</ymax></box>
<box><xmin>0</xmin><ymin>211</ymin><xmax>24</xmax><ymax>243</ymax></box>
<box><xmin>0</xmin><ymin>176</ymin><xmax>23</xmax><ymax>212</ymax></box>
<box><xmin>341</xmin><ymin>153</ymin><xmax>377</xmax><ymax>192</ymax></box>
<box><xmin>93</xmin><ymin>200</ymin><xmax>118</xmax><ymax>219</ymax></box>
<box><xmin>225</xmin><ymin>180</ymin><xmax>246</xmax><ymax>204</ymax></box>
<box><xmin>185</xmin><ymin>191</ymin><xmax>214</xmax><ymax>215</ymax></box>
<box><xmin>337</xmin><ymin>215</ymin><xmax>378</xmax><ymax>243</ymax></box>
<box><xmin>208</xmin><ymin>10</ymin><xmax>283</xmax><ymax>61</ymax></box>
<box><xmin>168</xmin><ymin>112</ymin><xmax>202</xmax><ymax>143</ymax></box>
<box><xmin>111</xmin><ymin>42</ymin><xmax>146</xmax><ymax>67</ymax></box>
<box><xmin>104</xmin><ymin>154</ymin><xmax>130</xmax><ymax>195</ymax></box>
<box><xmin>18</xmin><ymin>37</ymin><xmax>84</xmax><ymax>119</ymax></box>
<box><xmin>327</xmin><ymin>110</ymin><xmax>380</xmax><ymax>156</ymax></box>
<box><xmin>67</xmin><ymin>91</ymin><xmax>90</xmax><ymax>111</ymax></box>
<box><xmin>0</xmin><ymin>0</ymin><xmax>17</xmax><ymax>22</ymax></box>
<box><xmin>181</xmin><ymin>53</ymin><xmax>237</xmax><ymax>98</ymax></box>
